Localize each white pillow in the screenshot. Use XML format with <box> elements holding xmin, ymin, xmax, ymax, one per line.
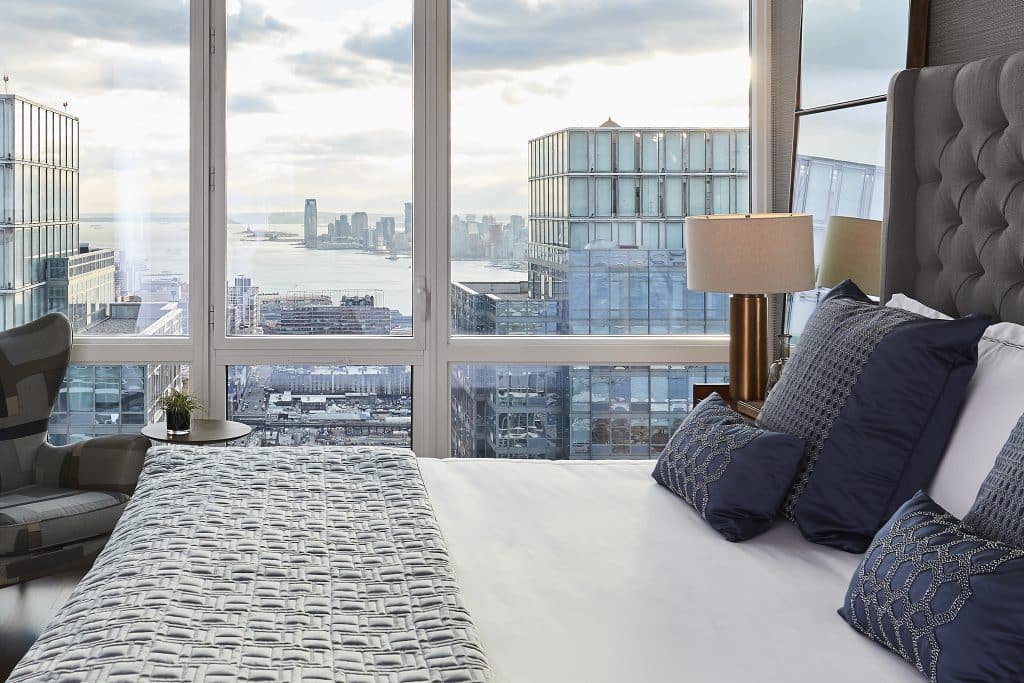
<box><xmin>886</xmin><ymin>294</ymin><xmax>1024</xmax><ymax>517</ymax></box>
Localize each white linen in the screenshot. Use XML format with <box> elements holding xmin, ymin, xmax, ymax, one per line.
<box><xmin>886</xmin><ymin>293</ymin><xmax>1024</xmax><ymax>517</ymax></box>
<box><xmin>420</xmin><ymin>458</ymin><xmax>919</xmax><ymax>683</ymax></box>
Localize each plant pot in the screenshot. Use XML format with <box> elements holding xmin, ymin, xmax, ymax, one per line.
<box><xmin>166</xmin><ymin>409</ymin><xmax>191</xmax><ymax>436</ymax></box>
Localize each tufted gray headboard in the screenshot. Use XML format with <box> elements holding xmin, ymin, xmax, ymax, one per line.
<box><xmin>881</xmin><ymin>51</ymin><xmax>1024</xmax><ymax>323</ymax></box>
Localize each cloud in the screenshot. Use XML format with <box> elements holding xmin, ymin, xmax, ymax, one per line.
<box><xmin>284</xmin><ymin>49</ymin><xmax>411</xmax><ymax>89</ymax></box>
<box><xmin>228</xmin><ymin>0</ymin><xmax>295</xmax><ymax>43</ymax></box>
<box><xmin>229</xmin><ymin>93</ymin><xmax>278</xmax><ymax>114</ymax></box>
<box><xmin>253</xmin><ymin>129</ymin><xmax>413</xmax><ymax>160</ymax></box>
<box><xmin>347</xmin><ymin>0</ymin><xmax>746</xmax><ymax>72</ymax></box>
<box><xmin>101</xmin><ymin>61</ymin><xmax>185</xmax><ymax>92</ymax></box>
<box><xmin>1</xmin><ymin>0</ymin><xmax>189</xmax><ymax>47</ymax></box>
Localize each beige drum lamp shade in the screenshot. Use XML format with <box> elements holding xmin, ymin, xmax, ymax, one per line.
<box><xmin>815</xmin><ymin>216</ymin><xmax>882</xmax><ymax>297</ymax></box>
<box><xmin>684</xmin><ymin>213</ymin><xmax>816</xmax><ymax>294</ymax></box>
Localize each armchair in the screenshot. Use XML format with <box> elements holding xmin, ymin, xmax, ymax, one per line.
<box><xmin>0</xmin><ymin>313</ymin><xmax>150</xmax><ymax>587</ymax></box>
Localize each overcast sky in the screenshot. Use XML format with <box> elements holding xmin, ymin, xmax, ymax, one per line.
<box><xmin>1</xmin><ymin>0</ymin><xmax>905</xmax><ymax>218</ymax></box>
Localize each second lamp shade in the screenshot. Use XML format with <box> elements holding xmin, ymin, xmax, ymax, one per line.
<box><xmin>816</xmin><ymin>216</ymin><xmax>882</xmax><ymax>297</ymax></box>
<box><xmin>685</xmin><ymin>213</ymin><xmax>815</xmax><ymax>294</ymax></box>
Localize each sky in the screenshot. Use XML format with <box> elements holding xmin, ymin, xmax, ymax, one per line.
<box><xmin>0</xmin><ymin>0</ymin><xmax>906</xmax><ymax>218</ymax></box>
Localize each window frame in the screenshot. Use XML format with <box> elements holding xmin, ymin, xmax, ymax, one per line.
<box><xmin>66</xmin><ymin>0</ymin><xmax>768</xmax><ymax>459</ymax></box>
<box><xmin>783</xmin><ymin>0</ymin><xmax>930</xmax><ymax>339</ymax></box>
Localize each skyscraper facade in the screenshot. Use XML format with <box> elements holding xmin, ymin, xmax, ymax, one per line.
<box><xmin>226</xmin><ymin>275</ymin><xmax>260</xmax><ymax>334</ymax></box>
<box><xmin>304</xmin><ymin>198</ymin><xmax>318</xmax><ymax>246</ymax></box>
<box><xmin>403</xmin><ymin>202</ymin><xmax>413</xmax><ymax>235</ymax></box>
<box><xmin>45</xmin><ymin>245</ymin><xmax>117</xmax><ymax>332</ymax></box>
<box><xmin>0</xmin><ymin>94</ymin><xmax>81</xmax><ymax>330</ymax></box>
<box><xmin>450</xmin><ymin>121</ymin><xmax>747</xmax><ymax>460</ymax></box>
<box><xmin>527</xmin><ymin>121</ymin><xmax>747</xmax><ymax>334</ymax></box>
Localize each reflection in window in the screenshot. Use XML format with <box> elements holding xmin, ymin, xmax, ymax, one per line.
<box><xmin>790</xmin><ymin>103</ymin><xmax>887</xmax><ymax>335</ymax></box>
<box><xmin>800</xmin><ymin>0</ymin><xmax>910</xmax><ymax>109</ymax></box>
<box><xmin>50</xmin><ymin>364</ymin><xmax>186</xmax><ymax>445</ymax></box>
<box><xmin>595</xmin><ymin>132</ymin><xmax>613</xmax><ymax>172</ymax></box>
<box><xmin>617</xmin><ymin>132</ymin><xmax>636</xmax><ymax>171</ymax></box>
<box><xmin>569</xmin><ymin>131</ymin><xmax>588</xmax><ymax>172</ymax></box>
<box><xmin>452</xmin><ymin>364</ymin><xmax>728</xmax><ymax>459</ymax></box>
<box><xmin>641</xmin><ymin>132</ymin><xmax>660</xmax><ymax>171</ymax></box>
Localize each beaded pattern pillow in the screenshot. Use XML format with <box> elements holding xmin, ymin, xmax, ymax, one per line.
<box><xmin>652</xmin><ymin>393</ymin><xmax>804</xmax><ymax>542</ymax></box>
<box><xmin>757</xmin><ymin>280</ymin><xmax>988</xmax><ymax>552</ymax></box>
<box><xmin>963</xmin><ymin>414</ymin><xmax>1024</xmax><ymax>548</ymax></box>
<box><xmin>840</xmin><ymin>491</ymin><xmax>1024</xmax><ymax>683</ymax></box>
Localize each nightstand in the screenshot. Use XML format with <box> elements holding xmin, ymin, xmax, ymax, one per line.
<box><xmin>692</xmin><ymin>383</ymin><xmax>763</xmax><ymax>420</ymax></box>
<box><xmin>734</xmin><ymin>399</ymin><xmax>763</xmax><ymax>420</ymax></box>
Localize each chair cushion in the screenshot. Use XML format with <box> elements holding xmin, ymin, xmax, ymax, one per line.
<box><xmin>0</xmin><ymin>485</ymin><xmax>128</xmax><ymax>555</ymax></box>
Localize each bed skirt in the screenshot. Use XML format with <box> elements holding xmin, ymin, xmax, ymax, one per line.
<box><xmin>9</xmin><ymin>445</ymin><xmax>491</xmax><ymax>682</ymax></box>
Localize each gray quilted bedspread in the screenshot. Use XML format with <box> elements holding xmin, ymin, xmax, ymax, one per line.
<box><xmin>9</xmin><ymin>446</ymin><xmax>491</xmax><ymax>682</ymax></box>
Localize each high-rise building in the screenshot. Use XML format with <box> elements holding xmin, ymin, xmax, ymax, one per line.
<box><xmin>0</xmin><ymin>94</ymin><xmax>82</xmax><ymax>330</ymax></box>
<box><xmin>525</xmin><ymin>122</ymin><xmax>747</xmax><ymax>335</ymax></box>
<box><xmin>45</xmin><ymin>245</ymin><xmax>117</xmax><ymax>332</ymax></box>
<box><xmin>258</xmin><ymin>292</ymin><xmax>391</xmax><ymax>335</ymax></box>
<box><xmin>403</xmin><ymin>202</ymin><xmax>413</xmax><ymax>235</ymax></box>
<box><xmin>304</xmin><ymin>198</ymin><xmax>318</xmax><ymax>246</ymax></box>
<box><xmin>351</xmin><ymin>211</ymin><xmax>370</xmax><ymax>247</ymax></box>
<box><xmin>49</xmin><ymin>363</ymin><xmax>186</xmax><ymax>446</ymax></box>
<box><xmin>337</xmin><ymin>214</ymin><xmax>351</xmax><ymax>237</ymax></box>
<box><xmin>450</xmin><ymin>121</ymin><xmax>748</xmax><ymax>459</ymax></box>
<box><xmin>376</xmin><ymin>216</ymin><xmax>396</xmax><ymax>246</ymax></box>
<box><xmin>227</xmin><ymin>275</ymin><xmax>260</xmax><ymax>334</ymax></box>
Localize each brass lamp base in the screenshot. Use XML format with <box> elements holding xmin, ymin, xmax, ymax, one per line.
<box><xmin>729</xmin><ymin>294</ymin><xmax>769</xmax><ymax>402</ymax></box>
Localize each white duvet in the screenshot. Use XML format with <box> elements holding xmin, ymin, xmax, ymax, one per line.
<box><xmin>421</xmin><ymin>458</ymin><xmax>921</xmax><ymax>683</ymax></box>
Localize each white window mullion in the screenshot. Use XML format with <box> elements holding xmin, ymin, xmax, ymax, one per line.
<box><xmin>191</xmin><ymin>0</ymin><xmax>214</xmax><ymax>415</ymax></box>
<box><xmin>447</xmin><ymin>336</ymin><xmax>730</xmax><ymax>366</ymax></box>
<box><xmin>207</xmin><ymin>0</ymin><xmax>227</xmax><ymax>415</ymax></box>
<box><xmin>428</xmin><ymin>0</ymin><xmax>452</xmax><ymax>459</ymax></box>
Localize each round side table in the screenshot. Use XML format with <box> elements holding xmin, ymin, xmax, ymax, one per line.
<box><xmin>141</xmin><ymin>419</ymin><xmax>253</xmax><ymax>445</ymax></box>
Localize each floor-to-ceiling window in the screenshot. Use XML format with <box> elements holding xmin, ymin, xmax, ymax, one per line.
<box><xmin>5</xmin><ymin>0</ymin><xmax>761</xmax><ymax>456</ymax></box>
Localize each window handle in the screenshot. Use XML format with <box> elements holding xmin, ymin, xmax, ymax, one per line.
<box><xmin>415</xmin><ymin>275</ymin><xmax>429</xmax><ymax>323</ymax></box>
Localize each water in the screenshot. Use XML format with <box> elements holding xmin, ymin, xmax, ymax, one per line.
<box><xmin>83</xmin><ymin>217</ymin><xmax>524</xmax><ymax>317</ymax></box>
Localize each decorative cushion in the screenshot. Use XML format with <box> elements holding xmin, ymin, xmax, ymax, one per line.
<box><xmin>758</xmin><ymin>280</ymin><xmax>989</xmax><ymax>552</ymax></box>
<box><xmin>651</xmin><ymin>393</ymin><xmax>805</xmax><ymax>542</ymax></box>
<box><xmin>0</xmin><ymin>485</ymin><xmax>128</xmax><ymax>556</ymax></box>
<box><xmin>839</xmin><ymin>491</ymin><xmax>1024</xmax><ymax>683</ymax></box>
<box><xmin>888</xmin><ymin>293</ymin><xmax>1024</xmax><ymax>518</ymax></box>
<box><xmin>963</xmin><ymin>414</ymin><xmax>1024</xmax><ymax>548</ymax></box>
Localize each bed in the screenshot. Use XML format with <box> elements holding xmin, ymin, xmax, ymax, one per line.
<box><xmin>10</xmin><ymin>49</ymin><xmax>1024</xmax><ymax>683</ymax></box>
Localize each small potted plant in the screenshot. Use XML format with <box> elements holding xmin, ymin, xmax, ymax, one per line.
<box><xmin>157</xmin><ymin>388</ymin><xmax>204</xmax><ymax>436</ymax></box>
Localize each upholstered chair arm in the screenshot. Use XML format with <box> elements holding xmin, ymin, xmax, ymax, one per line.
<box><xmin>34</xmin><ymin>435</ymin><xmax>151</xmax><ymax>495</ymax></box>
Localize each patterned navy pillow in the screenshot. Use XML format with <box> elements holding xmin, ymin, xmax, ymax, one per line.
<box><xmin>839</xmin><ymin>491</ymin><xmax>1024</xmax><ymax>683</ymax></box>
<box><xmin>757</xmin><ymin>280</ymin><xmax>989</xmax><ymax>553</ymax></box>
<box><xmin>651</xmin><ymin>393</ymin><xmax>805</xmax><ymax>542</ymax></box>
<box><xmin>963</xmin><ymin>413</ymin><xmax>1024</xmax><ymax>548</ymax></box>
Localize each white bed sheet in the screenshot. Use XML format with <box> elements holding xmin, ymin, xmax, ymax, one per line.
<box><xmin>419</xmin><ymin>458</ymin><xmax>920</xmax><ymax>683</ymax></box>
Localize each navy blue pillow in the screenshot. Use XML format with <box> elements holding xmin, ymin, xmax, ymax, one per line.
<box><xmin>839</xmin><ymin>491</ymin><xmax>1024</xmax><ymax>683</ymax></box>
<box><xmin>757</xmin><ymin>280</ymin><xmax>989</xmax><ymax>553</ymax></box>
<box><xmin>652</xmin><ymin>393</ymin><xmax>805</xmax><ymax>542</ymax></box>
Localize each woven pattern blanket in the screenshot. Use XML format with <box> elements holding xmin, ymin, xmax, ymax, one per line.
<box><xmin>9</xmin><ymin>446</ymin><xmax>491</xmax><ymax>682</ymax></box>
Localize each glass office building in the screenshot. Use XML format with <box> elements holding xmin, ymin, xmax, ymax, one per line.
<box><xmin>450</xmin><ymin>122</ymin><xmax>747</xmax><ymax>460</ymax></box>
<box><xmin>451</xmin><ymin>364</ymin><xmax>729</xmax><ymax>460</ymax></box>
<box><xmin>526</xmin><ymin>121</ymin><xmax>747</xmax><ymax>335</ymax></box>
<box><xmin>49</xmin><ymin>363</ymin><xmax>186</xmax><ymax>445</ymax></box>
<box><xmin>0</xmin><ymin>95</ymin><xmax>81</xmax><ymax>331</ymax></box>
<box><xmin>45</xmin><ymin>247</ymin><xmax>117</xmax><ymax>332</ymax></box>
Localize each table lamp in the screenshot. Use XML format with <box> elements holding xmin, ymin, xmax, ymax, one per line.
<box><xmin>815</xmin><ymin>216</ymin><xmax>882</xmax><ymax>297</ymax></box>
<box><xmin>685</xmin><ymin>213</ymin><xmax>815</xmax><ymax>402</ymax></box>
